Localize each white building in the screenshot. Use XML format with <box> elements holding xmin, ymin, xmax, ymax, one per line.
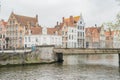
<box><xmin>67</xmin><ymin>27</ymin><xmax>77</xmax><ymax>48</ymax></box>
<box><xmin>24</xmin><ymin>27</ymin><xmax>62</xmax><ymax>48</ymax></box>
<box><xmin>61</xmin><ymin>14</ymin><xmax>85</xmax><ymax>48</ymax></box>
<box><xmin>76</xmin><ymin>14</ymin><xmax>85</xmax><ymax>48</ymax></box>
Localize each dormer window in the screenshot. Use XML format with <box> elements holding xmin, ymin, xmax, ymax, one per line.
<box><xmin>74</xmin><ymin>21</ymin><xmax>77</xmax><ymax>23</ymax></box>
<box><xmin>54</xmin><ymin>32</ymin><xmax>55</xmax><ymax>35</ymax></box>
<box><xmin>80</xmin><ymin>21</ymin><xmax>82</xmax><ymax>24</ymax></box>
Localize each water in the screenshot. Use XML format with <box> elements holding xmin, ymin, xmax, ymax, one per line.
<box><xmin>0</xmin><ymin>54</ymin><xmax>120</xmax><ymax>80</ymax></box>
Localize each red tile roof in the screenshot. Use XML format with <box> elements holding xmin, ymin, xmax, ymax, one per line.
<box><xmin>47</xmin><ymin>28</ymin><xmax>60</xmax><ymax>35</ymax></box>
<box><xmin>105</xmin><ymin>31</ymin><xmax>114</xmax><ymax>37</ymax></box>
<box><xmin>12</xmin><ymin>12</ymin><xmax>37</xmax><ymax>26</ymax></box>
<box><xmin>63</xmin><ymin>16</ymin><xmax>80</xmax><ymax>27</ymax></box>
<box><xmin>0</xmin><ymin>20</ymin><xmax>7</xmax><ymax>27</ymax></box>
<box><xmin>85</xmin><ymin>27</ymin><xmax>100</xmax><ymax>37</ymax></box>
<box><xmin>30</xmin><ymin>26</ymin><xmax>42</xmax><ymax>35</ymax></box>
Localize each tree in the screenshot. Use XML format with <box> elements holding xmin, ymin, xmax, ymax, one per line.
<box><xmin>116</xmin><ymin>0</ymin><xmax>120</xmax><ymax>5</ymax></box>
<box><xmin>104</xmin><ymin>12</ymin><xmax>120</xmax><ymax>30</ymax></box>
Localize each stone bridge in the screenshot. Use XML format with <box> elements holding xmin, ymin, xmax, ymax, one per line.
<box><xmin>53</xmin><ymin>48</ymin><xmax>120</xmax><ymax>54</ymax></box>
<box><xmin>53</xmin><ymin>48</ymin><xmax>120</xmax><ymax>66</ymax></box>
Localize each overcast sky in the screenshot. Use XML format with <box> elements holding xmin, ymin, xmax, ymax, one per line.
<box><xmin>0</xmin><ymin>0</ymin><xmax>120</xmax><ymax>27</ymax></box>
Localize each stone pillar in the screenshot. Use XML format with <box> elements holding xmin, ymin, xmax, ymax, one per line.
<box><xmin>119</xmin><ymin>54</ymin><xmax>120</xmax><ymax>67</ymax></box>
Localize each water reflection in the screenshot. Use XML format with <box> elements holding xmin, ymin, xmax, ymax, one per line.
<box><xmin>63</xmin><ymin>54</ymin><xmax>119</xmax><ymax>66</ymax></box>
<box><xmin>0</xmin><ymin>54</ymin><xmax>120</xmax><ymax>80</ymax></box>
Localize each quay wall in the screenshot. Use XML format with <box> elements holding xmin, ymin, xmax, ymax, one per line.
<box><xmin>0</xmin><ymin>45</ymin><xmax>56</xmax><ymax>67</ymax></box>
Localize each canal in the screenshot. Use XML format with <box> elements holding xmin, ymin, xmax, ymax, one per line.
<box><xmin>0</xmin><ymin>54</ymin><xmax>120</xmax><ymax>80</ymax></box>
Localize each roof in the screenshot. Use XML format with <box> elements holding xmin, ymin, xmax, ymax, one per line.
<box><xmin>105</xmin><ymin>31</ymin><xmax>114</xmax><ymax>36</ymax></box>
<box><xmin>64</xmin><ymin>16</ymin><xmax>80</xmax><ymax>27</ymax></box>
<box><xmin>11</xmin><ymin>12</ymin><xmax>37</xmax><ymax>26</ymax></box>
<box><xmin>85</xmin><ymin>27</ymin><xmax>101</xmax><ymax>37</ymax></box>
<box><xmin>30</xmin><ymin>26</ymin><xmax>42</xmax><ymax>35</ymax></box>
<box><xmin>0</xmin><ymin>20</ymin><xmax>7</xmax><ymax>27</ymax></box>
<box><xmin>47</xmin><ymin>28</ymin><xmax>60</xmax><ymax>35</ymax></box>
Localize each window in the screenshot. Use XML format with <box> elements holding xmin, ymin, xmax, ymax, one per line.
<box><xmin>13</xmin><ymin>20</ymin><xmax>15</xmax><ymax>24</ymax></box>
<box><xmin>36</xmin><ymin>38</ymin><xmax>38</xmax><ymax>42</ymax></box>
<box><xmin>83</xmin><ymin>32</ymin><xmax>84</xmax><ymax>37</ymax></box>
<box><xmin>77</xmin><ymin>32</ymin><xmax>79</xmax><ymax>37</ymax></box>
<box><xmin>62</xmin><ymin>31</ymin><xmax>64</xmax><ymax>35</ymax></box>
<box><xmin>72</xmin><ymin>35</ymin><xmax>73</xmax><ymax>40</ymax></box>
<box><xmin>25</xmin><ymin>37</ymin><xmax>27</xmax><ymax>42</ymax></box>
<box><xmin>69</xmin><ymin>35</ymin><xmax>71</xmax><ymax>39</ymax></box>
<box><xmin>29</xmin><ymin>37</ymin><xmax>31</xmax><ymax>42</ymax></box>
<box><xmin>80</xmin><ymin>21</ymin><xmax>82</xmax><ymax>24</ymax></box>
<box><xmin>80</xmin><ymin>26</ymin><xmax>82</xmax><ymax>30</ymax></box>
<box><xmin>3</xmin><ymin>35</ymin><xmax>5</xmax><ymax>38</ymax></box>
<box><xmin>0</xmin><ymin>35</ymin><xmax>2</xmax><ymax>38</ymax></box>
<box><xmin>78</xmin><ymin>26</ymin><xmax>80</xmax><ymax>29</ymax></box>
<box><xmin>83</xmin><ymin>26</ymin><xmax>84</xmax><ymax>30</ymax></box>
<box><xmin>0</xmin><ymin>28</ymin><xmax>2</xmax><ymax>31</ymax></box>
<box><xmin>10</xmin><ymin>20</ymin><xmax>12</xmax><ymax>24</ymax></box>
<box><xmin>65</xmin><ymin>32</ymin><xmax>67</xmax><ymax>35</ymax></box>
<box><xmin>72</xmin><ymin>30</ymin><xmax>73</xmax><ymax>33</ymax></box>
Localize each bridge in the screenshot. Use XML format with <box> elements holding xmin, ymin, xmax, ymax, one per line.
<box><xmin>53</xmin><ymin>48</ymin><xmax>120</xmax><ymax>54</ymax></box>
<box><xmin>53</xmin><ymin>48</ymin><xmax>120</xmax><ymax>66</ymax></box>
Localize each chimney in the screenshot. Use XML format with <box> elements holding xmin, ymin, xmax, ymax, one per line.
<box><xmin>57</xmin><ymin>21</ymin><xmax>59</xmax><ymax>25</ymax></box>
<box><xmin>95</xmin><ymin>24</ymin><xmax>97</xmax><ymax>27</ymax></box>
<box><xmin>62</xmin><ymin>17</ymin><xmax>65</xmax><ymax>23</ymax></box>
<box><xmin>70</xmin><ymin>16</ymin><xmax>74</xmax><ymax>24</ymax></box>
<box><xmin>36</xmin><ymin>14</ymin><xmax>38</xmax><ymax>22</ymax></box>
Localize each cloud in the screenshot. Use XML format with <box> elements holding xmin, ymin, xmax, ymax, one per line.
<box><xmin>0</xmin><ymin>0</ymin><xmax>120</xmax><ymax>27</ymax></box>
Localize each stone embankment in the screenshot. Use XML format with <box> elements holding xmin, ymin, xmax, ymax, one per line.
<box><xmin>0</xmin><ymin>45</ymin><xmax>56</xmax><ymax>67</ymax></box>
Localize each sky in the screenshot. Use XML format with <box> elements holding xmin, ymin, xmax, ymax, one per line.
<box><xmin>0</xmin><ymin>0</ymin><xmax>120</xmax><ymax>27</ymax></box>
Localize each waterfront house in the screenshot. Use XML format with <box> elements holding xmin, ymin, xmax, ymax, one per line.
<box><xmin>105</xmin><ymin>29</ymin><xmax>114</xmax><ymax>48</ymax></box>
<box><xmin>57</xmin><ymin>14</ymin><xmax>85</xmax><ymax>48</ymax></box>
<box><xmin>6</xmin><ymin>12</ymin><xmax>39</xmax><ymax>48</ymax></box>
<box><xmin>99</xmin><ymin>25</ymin><xmax>106</xmax><ymax>48</ymax></box>
<box><xmin>113</xmin><ymin>30</ymin><xmax>120</xmax><ymax>48</ymax></box>
<box><xmin>24</xmin><ymin>27</ymin><xmax>62</xmax><ymax>48</ymax></box>
<box><xmin>0</xmin><ymin>20</ymin><xmax>7</xmax><ymax>49</ymax></box>
<box><xmin>85</xmin><ymin>26</ymin><xmax>100</xmax><ymax>48</ymax></box>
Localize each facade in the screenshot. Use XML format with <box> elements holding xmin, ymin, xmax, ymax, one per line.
<box><xmin>99</xmin><ymin>25</ymin><xmax>105</xmax><ymax>48</ymax></box>
<box><xmin>24</xmin><ymin>27</ymin><xmax>62</xmax><ymax>48</ymax></box>
<box><xmin>60</xmin><ymin>15</ymin><xmax>85</xmax><ymax>48</ymax></box>
<box><xmin>105</xmin><ymin>29</ymin><xmax>114</xmax><ymax>48</ymax></box>
<box><xmin>113</xmin><ymin>30</ymin><xmax>120</xmax><ymax>48</ymax></box>
<box><xmin>77</xmin><ymin>14</ymin><xmax>85</xmax><ymax>48</ymax></box>
<box><xmin>85</xmin><ymin>27</ymin><xmax>100</xmax><ymax>48</ymax></box>
<box><xmin>67</xmin><ymin>27</ymin><xmax>77</xmax><ymax>48</ymax></box>
<box><xmin>0</xmin><ymin>20</ymin><xmax>7</xmax><ymax>49</ymax></box>
<box><xmin>85</xmin><ymin>28</ymin><xmax>93</xmax><ymax>48</ymax></box>
<box><xmin>6</xmin><ymin>12</ymin><xmax>39</xmax><ymax>48</ymax></box>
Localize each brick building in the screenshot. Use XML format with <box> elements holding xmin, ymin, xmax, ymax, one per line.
<box><xmin>85</xmin><ymin>27</ymin><xmax>100</xmax><ymax>48</ymax></box>
<box><xmin>55</xmin><ymin>14</ymin><xmax>85</xmax><ymax>48</ymax></box>
<box><xmin>0</xmin><ymin>20</ymin><xmax>7</xmax><ymax>49</ymax></box>
<box><xmin>6</xmin><ymin>12</ymin><xmax>39</xmax><ymax>48</ymax></box>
